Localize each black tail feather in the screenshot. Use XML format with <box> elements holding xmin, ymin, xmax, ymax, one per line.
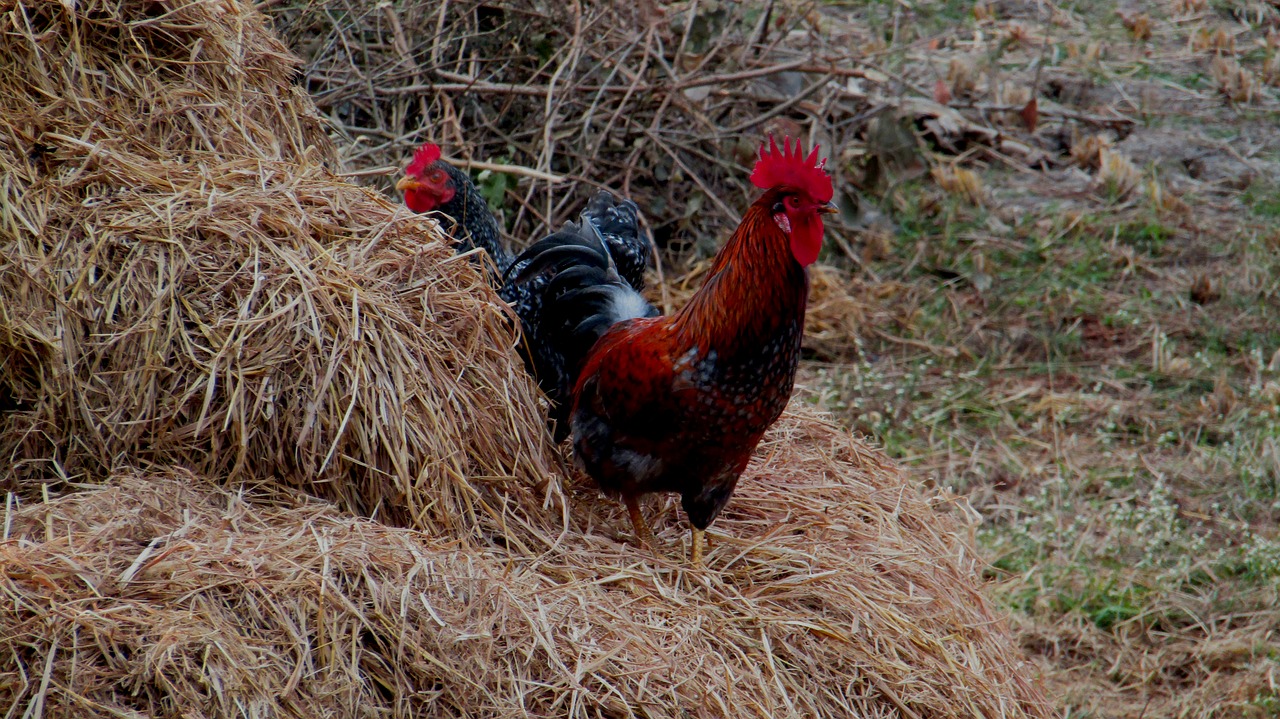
<box><xmin>499</xmin><ymin>211</ymin><xmax>657</xmax><ymax>440</ymax></box>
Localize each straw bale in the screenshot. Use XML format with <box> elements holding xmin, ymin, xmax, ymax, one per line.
<box><xmin>2</xmin><ymin>409</ymin><xmax>1050</xmax><ymax>718</ymax></box>
<box><xmin>0</xmin><ymin>0</ymin><xmax>554</xmax><ymax>523</ymax></box>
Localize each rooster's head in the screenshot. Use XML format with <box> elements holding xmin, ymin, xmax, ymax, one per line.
<box><xmin>750</xmin><ymin>136</ymin><xmax>836</xmax><ymax>267</ymax></box>
<box><xmin>396</xmin><ymin>143</ymin><xmax>456</xmax><ymax>213</ymax></box>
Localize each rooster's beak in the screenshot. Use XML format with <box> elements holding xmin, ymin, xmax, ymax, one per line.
<box><xmin>817</xmin><ymin>201</ymin><xmax>838</xmax><ymax>215</ymax></box>
<box><xmin>395</xmin><ymin>176</ymin><xmax>421</xmax><ymax>193</ymax></box>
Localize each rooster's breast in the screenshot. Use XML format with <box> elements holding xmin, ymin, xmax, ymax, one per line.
<box><xmin>677</xmin><ymin>319</ymin><xmax>804</xmax><ymax>442</ymax></box>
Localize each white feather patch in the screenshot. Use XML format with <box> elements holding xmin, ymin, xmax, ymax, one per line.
<box><xmin>606</xmin><ymin>287</ymin><xmax>652</xmax><ymax>322</ymax></box>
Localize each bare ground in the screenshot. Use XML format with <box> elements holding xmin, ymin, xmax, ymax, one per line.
<box><xmin>793</xmin><ymin>0</ymin><xmax>1280</xmax><ymax>715</ymax></box>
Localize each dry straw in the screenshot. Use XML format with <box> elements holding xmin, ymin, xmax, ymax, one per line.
<box><xmin>0</xmin><ymin>0</ymin><xmax>554</xmax><ymax>526</ymax></box>
<box><xmin>3</xmin><ymin>422</ymin><xmax>1048</xmax><ymax>718</ymax></box>
<box><xmin>0</xmin><ymin>0</ymin><xmax>1050</xmax><ymax>716</ymax></box>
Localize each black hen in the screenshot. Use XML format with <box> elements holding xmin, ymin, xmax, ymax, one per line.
<box><xmin>500</xmin><ymin>200</ymin><xmax>659</xmax><ymax>440</ymax></box>
<box><xmin>501</xmin><ymin>190</ymin><xmax>649</xmax><ymax>310</ymax></box>
<box><xmin>396</xmin><ymin>143</ymin><xmax>513</xmax><ymax>275</ymax></box>
<box><xmin>396</xmin><ymin>143</ymin><xmax>652</xmax><ymax>291</ymax></box>
<box><xmin>581</xmin><ymin>190</ymin><xmax>650</xmax><ymax>292</ymax></box>
<box><xmin>396</xmin><ymin>144</ymin><xmax>656</xmax><ymax>436</ymax></box>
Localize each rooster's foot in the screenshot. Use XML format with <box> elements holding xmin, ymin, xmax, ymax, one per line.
<box><xmin>689</xmin><ymin>527</ymin><xmax>705</xmax><ymax>566</ymax></box>
<box><xmin>623</xmin><ymin>494</ymin><xmax>658</xmax><ymax>552</ymax></box>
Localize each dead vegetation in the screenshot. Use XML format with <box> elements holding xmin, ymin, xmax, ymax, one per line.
<box><xmin>263</xmin><ymin>0</ymin><xmax>1076</xmax><ymax>256</ymax></box>
<box><xmin>784</xmin><ymin>2</ymin><xmax>1280</xmax><ymax>718</ymax></box>
<box><xmin>5</xmin><ymin>0</ymin><xmax>1278</xmax><ymax>713</ymax></box>
<box><xmin>2</xmin><ymin>420</ymin><xmax>1050</xmax><ymax>718</ymax></box>
<box><xmin>259</xmin><ymin>0</ymin><xmax>1280</xmax><ymax>715</ymax></box>
<box><xmin>0</xmin><ymin>0</ymin><xmax>553</xmax><ymax>526</ymax></box>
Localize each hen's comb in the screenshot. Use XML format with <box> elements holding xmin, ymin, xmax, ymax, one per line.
<box><xmin>749</xmin><ymin>136</ymin><xmax>833</xmax><ymax>203</ymax></box>
<box><xmin>406</xmin><ymin>142</ymin><xmax>442</xmax><ymax>176</ymax></box>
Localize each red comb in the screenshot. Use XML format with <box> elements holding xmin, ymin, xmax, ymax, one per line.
<box><xmin>749</xmin><ymin>136</ymin><xmax>833</xmax><ymax>203</ymax></box>
<box><xmin>406</xmin><ymin>142</ymin><xmax>442</xmax><ymax>176</ymax></box>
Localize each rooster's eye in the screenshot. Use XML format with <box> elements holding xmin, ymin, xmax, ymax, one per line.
<box><xmin>430</xmin><ymin>170</ymin><xmax>447</xmax><ymax>184</ymax></box>
<box><xmin>785</xmin><ymin>195</ymin><xmax>801</xmax><ymax>209</ymax></box>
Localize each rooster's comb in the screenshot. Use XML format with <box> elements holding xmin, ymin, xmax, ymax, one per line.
<box><xmin>406</xmin><ymin>142</ymin><xmax>442</xmax><ymax>176</ymax></box>
<box><xmin>749</xmin><ymin>136</ymin><xmax>833</xmax><ymax>203</ymax></box>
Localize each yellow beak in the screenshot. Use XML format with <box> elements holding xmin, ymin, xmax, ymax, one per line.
<box><xmin>395</xmin><ymin>176</ymin><xmax>422</xmax><ymax>193</ymax></box>
<box><xmin>817</xmin><ymin>201</ymin><xmax>838</xmax><ymax>215</ymax></box>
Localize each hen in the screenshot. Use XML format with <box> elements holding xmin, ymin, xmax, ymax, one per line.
<box><xmin>395</xmin><ymin>143</ymin><xmax>651</xmax><ymax>289</ymax></box>
<box><xmin>395</xmin><ymin>143</ymin><xmax>653</xmax><ymax>435</ymax></box>
<box><xmin>508</xmin><ymin>137</ymin><xmax>835</xmax><ymax>563</ymax></box>
<box><xmin>395</xmin><ymin>143</ymin><xmax>512</xmax><ymax>274</ymax></box>
<box><xmin>501</xmin><ymin>204</ymin><xmax>658</xmax><ymax>440</ymax></box>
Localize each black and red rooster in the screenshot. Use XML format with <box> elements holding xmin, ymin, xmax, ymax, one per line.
<box><xmin>397</xmin><ymin>138</ymin><xmax>835</xmax><ymax>564</ymax></box>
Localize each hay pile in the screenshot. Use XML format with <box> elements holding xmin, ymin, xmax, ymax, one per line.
<box><xmin>1</xmin><ymin>0</ymin><xmax>1051</xmax><ymax>716</ymax></box>
<box><xmin>0</xmin><ymin>0</ymin><xmax>553</xmax><ymax>524</ymax></box>
<box><xmin>3</xmin><ymin>414</ymin><xmax>1049</xmax><ymax>718</ymax></box>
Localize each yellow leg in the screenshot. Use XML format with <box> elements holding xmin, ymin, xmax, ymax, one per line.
<box><xmin>623</xmin><ymin>494</ymin><xmax>657</xmax><ymax>550</ymax></box>
<box><xmin>690</xmin><ymin>527</ymin><xmax>705</xmax><ymax>566</ymax></box>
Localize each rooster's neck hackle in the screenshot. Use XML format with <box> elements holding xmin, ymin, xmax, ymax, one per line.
<box><xmin>675</xmin><ymin>196</ymin><xmax>808</xmax><ymax>353</ymax></box>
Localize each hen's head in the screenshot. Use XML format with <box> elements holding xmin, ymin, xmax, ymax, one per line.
<box><xmin>750</xmin><ymin>136</ymin><xmax>835</xmax><ymax>267</ymax></box>
<box><xmin>396</xmin><ymin>143</ymin><xmax>456</xmax><ymax>213</ymax></box>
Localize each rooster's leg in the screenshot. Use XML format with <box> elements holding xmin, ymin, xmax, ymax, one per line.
<box><xmin>623</xmin><ymin>494</ymin><xmax>657</xmax><ymax>550</ymax></box>
<box><xmin>690</xmin><ymin>527</ymin><xmax>705</xmax><ymax>566</ymax></box>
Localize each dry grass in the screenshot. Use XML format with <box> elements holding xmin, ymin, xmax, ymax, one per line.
<box><xmin>932</xmin><ymin>165</ymin><xmax>986</xmax><ymax>206</ymax></box>
<box><xmin>0</xmin><ymin>0</ymin><xmax>554</xmax><ymax>526</ymax></box>
<box><xmin>738</xmin><ymin>0</ymin><xmax>1280</xmax><ymax>715</ymax></box>
<box><xmin>1095</xmin><ymin>147</ymin><xmax>1143</xmax><ymax>200</ymax></box>
<box><xmin>1</xmin><ymin>412</ymin><xmax>1049</xmax><ymax>719</ymax></box>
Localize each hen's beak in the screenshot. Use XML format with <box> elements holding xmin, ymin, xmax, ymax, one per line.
<box><xmin>817</xmin><ymin>201</ymin><xmax>838</xmax><ymax>215</ymax></box>
<box><xmin>395</xmin><ymin>176</ymin><xmax>421</xmax><ymax>193</ymax></box>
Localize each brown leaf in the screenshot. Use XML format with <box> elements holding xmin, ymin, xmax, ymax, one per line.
<box><xmin>1190</xmin><ymin>274</ymin><xmax>1221</xmax><ymax>305</ymax></box>
<box><xmin>933</xmin><ymin>79</ymin><xmax>952</xmax><ymax>106</ymax></box>
<box><xmin>1019</xmin><ymin>97</ymin><xmax>1038</xmax><ymax>132</ymax></box>
<box><xmin>1119</xmin><ymin>11</ymin><xmax>1151</xmax><ymax>41</ymax></box>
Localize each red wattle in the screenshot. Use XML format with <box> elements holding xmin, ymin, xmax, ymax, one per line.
<box><xmin>405</xmin><ymin>189</ymin><xmax>436</xmax><ymax>213</ymax></box>
<box><xmin>789</xmin><ymin>216</ymin><xmax>824</xmax><ymax>266</ymax></box>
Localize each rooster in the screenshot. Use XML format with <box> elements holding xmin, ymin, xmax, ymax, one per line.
<box><xmin>505</xmin><ymin>137</ymin><xmax>835</xmax><ymax>563</ymax></box>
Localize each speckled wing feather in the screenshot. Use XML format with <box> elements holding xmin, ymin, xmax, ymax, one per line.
<box><xmin>580</xmin><ymin>191</ymin><xmax>652</xmax><ymax>292</ymax></box>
